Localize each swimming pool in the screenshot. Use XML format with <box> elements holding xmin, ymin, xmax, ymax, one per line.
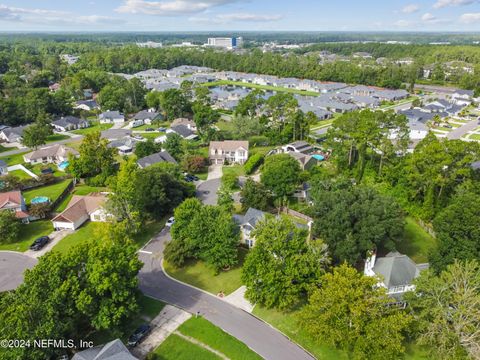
<box><xmin>312</xmin><ymin>154</ymin><xmax>325</xmax><ymax>161</ymax></box>
<box><xmin>58</xmin><ymin>161</ymin><xmax>69</xmax><ymax>171</ymax></box>
<box><xmin>31</xmin><ymin>196</ymin><xmax>50</xmax><ymax>204</ymax></box>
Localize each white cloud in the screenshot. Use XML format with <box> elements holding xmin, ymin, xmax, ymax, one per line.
<box><xmin>116</xmin><ymin>0</ymin><xmax>237</xmax><ymax>16</ymax></box>
<box><xmin>394</xmin><ymin>19</ymin><xmax>412</xmax><ymax>27</ymax></box>
<box><xmin>402</xmin><ymin>4</ymin><xmax>420</xmax><ymax>13</ymax></box>
<box><xmin>0</xmin><ymin>4</ymin><xmax>123</xmax><ymax>26</ymax></box>
<box><xmin>460</xmin><ymin>12</ymin><xmax>480</xmax><ymax>23</ymax></box>
<box><xmin>433</xmin><ymin>0</ymin><xmax>475</xmax><ymax>9</ymax></box>
<box><xmin>421</xmin><ymin>12</ymin><xmax>437</xmax><ymax>21</ymax></box>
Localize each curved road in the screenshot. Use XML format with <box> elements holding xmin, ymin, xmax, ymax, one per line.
<box><xmin>0</xmin><ymin>252</ymin><xmax>37</xmax><ymax>292</ymax></box>
<box><xmin>138</xmin><ymin>228</ymin><xmax>314</xmax><ymax>360</ymax></box>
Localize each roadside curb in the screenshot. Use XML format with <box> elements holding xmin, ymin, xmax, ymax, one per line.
<box><xmin>159</xmin><ymin>259</ymin><xmax>316</xmax><ymax>360</ymax></box>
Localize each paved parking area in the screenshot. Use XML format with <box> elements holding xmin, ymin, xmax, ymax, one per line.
<box><xmin>0</xmin><ymin>252</ymin><xmax>38</xmax><ymax>292</ymax></box>
<box><xmin>131</xmin><ymin>304</ymin><xmax>191</xmax><ymax>359</ymax></box>
<box><xmin>24</xmin><ymin>229</ymin><xmax>73</xmax><ymax>258</ymax></box>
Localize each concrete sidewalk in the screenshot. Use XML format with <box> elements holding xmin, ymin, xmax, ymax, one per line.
<box><xmin>224</xmin><ymin>286</ymin><xmax>255</xmax><ymax>313</ymax></box>
<box><xmin>131</xmin><ymin>304</ymin><xmax>191</xmax><ymax>359</ymax></box>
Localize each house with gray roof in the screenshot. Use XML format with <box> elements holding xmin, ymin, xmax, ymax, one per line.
<box><xmin>72</xmin><ymin>338</ymin><xmax>137</xmax><ymax>360</ymax></box>
<box><xmin>233</xmin><ymin>207</ymin><xmax>310</xmax><ymax>248</ymax></box>
<box><xmin>364</xmin><ymin>251</ymin><xmax>428</xmax><ymax>300</ymax></box>
<box><xmin>137</xmin><ymin>151</ymin><xmax>177</xmax><ymax>169</ymax></box>
<box><xmin>0</xmin><ymin>125</ymin><xmax>27</xmax><ymax>143</ymax></box>
<box><xmin>52</xmin><ymin>116</ymin><xmax>89</xmax><ymax>132</ymax></box>
<box><xmin>99</xmin><ymin>111</ymin><xmax>125</xmax><ymax>124</ymax></box>
<box><xmin>75</xmin><ymin>100</ymin><xmax>99</xmax><ymax>111</ymax></box>
<box><xmin>131</xmin><ymin>110</ymin><xmax>162</xmax><ymax>126</ymax></box>
<box><xmin>167</xmin><ymin>125</ymin><xmax>198</xmax><ymax>140</ymax></box>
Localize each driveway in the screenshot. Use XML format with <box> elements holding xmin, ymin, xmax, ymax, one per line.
<box><xmin>0</xmin><ymin>252</ymin><xmax>38</xmax><ymax>292</ymax></box>
<box><xmin>24</xmin><ymin>229</ymin><xmax>74</xmax><ymax>259</ymax></box>
<box><xmin>138</xmin><ymin>229</ymin><xmax>314</xmax><ymax>360</ymax></box>
<box><xmin>195</xmin><ymin>165</ymin><xmax>223</xmax><ymax>205</ymax></box>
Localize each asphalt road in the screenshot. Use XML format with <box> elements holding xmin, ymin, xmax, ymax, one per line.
<box><xmin>138</xmin><ymin>229</ymin><xmax>314</xmax><ymax>360</ymax></box>
<box><xmin>196</xmin><ymin>178</ymin><xmax>221</xmax><ymax>205</ymax></box>
<box><xmin>447</xmin><ymin>119</ymin><xmax>480</xmax><ymax>139</ymax></box>
<box><xmin>0</xmin><ymin>252</ymin><xmax>38</xmax><ymax>292</ymax></box>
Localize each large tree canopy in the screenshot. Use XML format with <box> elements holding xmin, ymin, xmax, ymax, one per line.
<box><xmin>242</xmin><ymin>216</ymin><xmax>328</xmax><ymax>309</ymax></box>
<box><xmin>311</xmin><ymin>180</ymin><xmax>404</xmax><ymax>265</ymax></box>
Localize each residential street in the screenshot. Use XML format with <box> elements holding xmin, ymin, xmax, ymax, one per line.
<box><xmin>137</xmin><ymin>229</ymin><xmax>314</xmax><ymax>360</ymax></box>
<box><xmin>0</xmin><ymin>252</ymin><xmax>37</xmax><ymax>292</ymax></box>
<box><xmin>447</xmin><ymin>119</ymin><xmax>480</xmax><ymax>139</ymax></box>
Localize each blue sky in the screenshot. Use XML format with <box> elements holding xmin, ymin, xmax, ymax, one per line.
<box><xmin>1</xmin><ymin>0</ymin><xmax>480</xmax><ymax>31</ymax></box>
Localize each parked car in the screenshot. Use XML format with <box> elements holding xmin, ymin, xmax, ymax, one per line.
<box><xmin>30</xmin><ymin>236</ymin><xmax>50</xmax><ymax>251</ymax></box>
<box><xmin>145</xmin><ymin>128</ymin><xmax>155</xmax><ymax>132</ymax></box>
<box><xmin>158</xmin><ymin>127</ymin><xmax>167</xmax><ymax>132</ymax></box>
<box><xmin>127</xmin><ymin>324</ymin><xmax>151</xmax><ymax>347</ymax></box>
<box><xmin>41</xmin><ymin>168</ymin><xmax>54</xmax><ymax>175</ymax></box>
<box><xmin>166</xmin><ymin>217</ymin><xmax>175</xmax><ymax>227</ymax></box>
<box><xmin>184</xmin><ymin>174</ymin><xmax>199</xmax><ymax>182</ymax></box>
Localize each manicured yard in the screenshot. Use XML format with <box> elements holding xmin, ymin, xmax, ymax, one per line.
<box><xmin>29</xmin><ymin>164</ymin><xmax>65</xmax><ymax>178</ymax></box>
<box><xmin>397</xmin><ymin>216</ymin><xmax>437</xmax><ymax>263</ymax></box>
<box><xmin>9</xmin><ymin>169</ymin><xmax>33</xmax><ymax>180</ymax></box>
<box><xmin>0</xmin><ymin>220</ymin><xmax>53</xmax><ymax>252</ymax></box>
<box><xmin>0</xmin><ymin>151</ymin><xmax>29</xmax><ymax>166</ymax></box>
<box><xmin>46</xmin><ymin>134</ymin><xmax>70</xmax><ymax>143</ymax></box>
<box><xmin>71</xmin><ymin>121</ymin><xmax>113</xmax><ymax>135</ymax></box>
<box><xmin>23</xmin><ymin>179</ymin><xmax>72</xmax><ymax>205</ymax></box>
<box><xmin>52</xmin><ymin>221</ymin><xmax>103</xmax><ymax>253</ymax></box>
<box><xmin>0</xmin><ymin>144</ymin><xmax>8</xmax><ymax>153</ymax></box>
<box><xmin>152</xmin><ymin>334</ymin><xmax>220</xmax><ymax>360</ymax></box>
<box><xmin>52</xmin><ymin>219</ymin><xmax>165</xmax><ymax>253</ymax></box>
<box><xmin>223</xmin><ymin>164</ymin><xmax>245</xmax><ymax>178</ymax></box>
<box><xmin>164</xmin><ymin>248</ymin><xmax>247</xmax><ymax>296</ymax></box>
<box><xmin>177</xmin><ymin>317</ymin><xmax>262</xmax><ymax>360</ymax></box>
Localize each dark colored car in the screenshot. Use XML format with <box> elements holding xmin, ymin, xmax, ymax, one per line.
<box><xmin>128</xmin><ymin>324</ymin><xmax>151</xmax><ymax>347</ymax></box>
<box><xmin>184</xmin><ymin>174</ymin><xmax>199</xmax><ymax>182</ymax></box>
<box><xmin>158</xmin><ymin>127</ymin><xmax>167</xmax><ymax>132</ymax></box>
<box><xmin>145</xmin><ymin>128</ymin><xmax>155</xmax><ymax>132</ymax></box>
<box><xmin>30</xmin><ymin>236</ymin><xmax>50</xmax><ymax>251</ymax></box>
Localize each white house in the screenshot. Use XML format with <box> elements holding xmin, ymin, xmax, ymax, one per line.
<box><xmin>52</xmin><ymin>116</ymin><xmax>89</xmax><ymax>132</ymax></box>
<box><xmin>452</xmin><ymin>89</ymin><xmax>475</xmax><ymax>106</ymax></box>
<box><xmin>209</xmin><ymin>140</ymin><xmax>249</xmax><ymax>165</ymax></box>
<box><xmin>0</xmin><ymin>160</ymin><xmax>8</xmax><ymax>176</ymax></box>
<box><xmin>52</xmin><ymin>194</ymin><xmax>111</xmax><ymax>231</ymax></box>
<box><xmin>99</xmin><ymin>111</ymin><xmax>125</xmax><ymax>124</ymax></box>
<box><xmin>364</xmin><ymin>251</ymin><xmax>428</xmax><ymax>300</ymax></box>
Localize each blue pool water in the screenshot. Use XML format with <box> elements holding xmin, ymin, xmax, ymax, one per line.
<box><xmin>58</xmin><ymin>161</ymin><xmax>70</xmax><ymax>170</ymax></box>
<box><xmin>312</xmin><ymin>154</ymin><xmax>325</xmax><ymax>161</ymax></box>
<box><xmin>31</xmin><ymin>196</ymin><xmax>50</xmax><ymax>204</ymax></box>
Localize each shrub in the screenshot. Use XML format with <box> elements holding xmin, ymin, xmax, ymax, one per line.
<box><xmin>244</xmin><ymin>153</ymin><xmax>264</xmax><ymax>175</ymax></box>
<box><xmin>182</xmin><ymin>155</ymin><xmax>207</xmax><ymax>173</ymax></box>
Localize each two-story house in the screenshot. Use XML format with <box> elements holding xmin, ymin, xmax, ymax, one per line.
<box><xmin>364</xmin><ymin>251</ymin><xmax>429</xmax><ymax>300</ymax></box>
<box><xmin>209</xmin><ymin>140</ymin><xmax>249</xmax><ymax>165</ymax></box>
<box><xmin>0</xmin><ymin>191</ymin><xmax>30</xmax><ymax>222</ymax></box>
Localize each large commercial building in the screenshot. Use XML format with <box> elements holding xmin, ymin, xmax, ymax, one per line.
<box><xmin>206</xmin><ymin>37</ymin><xmax>243</xmax><ymax>49</ymax></box>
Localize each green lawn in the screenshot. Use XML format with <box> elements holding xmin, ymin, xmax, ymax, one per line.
<box><xmin>52</xmin><ymin>221</ymin><xmax>102</xmax><ymax>253</ymax></box>
<box><xmin>469</xmin><ymin>134</ymin><xmax>480</xmax><ymax>140</ymax></box>
<box><xmin>29</xmin><ymin>164</ymin><xmax>65</xmax><ymax>178</ymax></box>
<box><xmin>131</xmin><ymin>124</ymin><xmax>162</xmax><ymax>131</ymax></box>
<box><xmin>9</xmin><ymin>169</ymin><xmax>33</xmax><ymax>180</ymax></box>
<box><xmin>397</xmin><ymin>216</ymin><xmax>437</xmax><ymax>263</ymax></box>
<box><xmin>71</xmin><ymin>121</ymin><xmax>113</xmax><ymax>135</ymax></box>
<box><xmin>52</xmin><ymin>219</ymin><xmax>165</xmax><ymax>253</ymax></box>
<box><xmin>177</xmin><ymin>317</ymin><xmax>262</xmax><ymax>360</ymax></box>
<box><xmin>23</xmin><ymin>179</ymin><xmax>72</xmax><ymax>205</ymax></box>
<box><xmin>0</xmin><ymin>144</ymin><xmax>8</xmax><ymax>153</ymax></box>
<box><xmin>46</xmin><ymin>134</ymin><xmax>70</xmax><ymax>143</ymax></box>
<box><xmin>203</xmin><ymin>80</ymin><xmax>320</xmax><ymax>97</ymax></box>
<box><xmin>223</xmin><ymin>164</ymin><xmax>245</xmax><ymax>178</ymax></box>
<box><xmin>252</xmin><ymin>306</ymin><xmax>430</xmax><ymax>360</ymax></box>
<box><xmin>0</xmin><ymin>151</ymin><xmax>29</xmax><ymax>166</ymax></box>
<box><xmin>152</xmin><ymin>334</ymin><xmax>220</xmax><ymax>360</ymax></box>
<box><xmin>164</xmin><ymin>248</ymin><xmax>247</xmax><ymax>296</ymax></box>
<box><xmin>0</xmin><ymin>220</ymin><xmax>53</xmax><ymax>252</ymax></box>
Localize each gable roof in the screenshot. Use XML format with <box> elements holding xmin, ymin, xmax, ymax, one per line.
<box><xmin>0</xmin><ymin>191</ymin><xmax>22</xmax><ymax>209</ymax></box>
<box><xmin>373</xmin><ymin>251</ymin><xmax>421</xmax><ymax>288</ymax></box>
<box><xmin>209</xmin><ymin>140</ymin><xmax>249</xmax><ymax>152</ymax></box>
<box><xmin>72</xmin><ymin>339</ymin><xmax>137</xmax><ymax>360</ymax></box>
<box><xmin>0</xmin><ymin>160</ymin><xmax>7</xmax><ymax>168</ymax></box>
<box><xmin>52</xmin><ymin>116</ymin><xmax>87</xmax><ymax>128</ymax></box>
<box><xmin>134</xmin><ymin>110</ymin><xmax>160</xmax><ymax>121</ymax></box>
<box><xmin>24</xmin><ymin>144</ymin><xmax>78</xmax><ymax>162</ymax></box>
<box><xmin>170</xmin><ymin>124</ymin><xmax>195</xmax><ymax>138</ymax></box>
<box><xmin>52</xmin><ymin>194</ymin><xmax>106</xmax><ymax>224</ymax></box>
<box><xmin>137</xmin><ymin>151</ymin><xmax>177</xmax><ymax>168</ymax></box>
<box><xmin>100</xmin><ymin>111</ymin><xmax>124</xmax><ymax>120</ymax></box>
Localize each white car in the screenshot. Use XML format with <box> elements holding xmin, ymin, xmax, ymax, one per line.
<box><xmin>166</xmin><ymin>217</ymin><xmax>175</xmax><ymax>227</ymax></box>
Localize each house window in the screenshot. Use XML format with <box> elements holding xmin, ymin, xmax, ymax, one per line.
<box><xmin>93</xmin><ymin>214</ymin><xmax>102</xmax><ymax>221</ymax></box>
<box><xmin>246</xmin><ymin>239</ymin><xmax>254</xmax><ymax>248</ymax></box>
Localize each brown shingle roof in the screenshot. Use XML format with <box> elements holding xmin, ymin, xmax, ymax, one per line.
<box><xmin>24</xmin><ymin>144</ymin><xmax>78</xmax><ymax>162</ymax></box>
<box><xmin>52</xmin><ymin>194</ymin><xmax>106</xmax><ymax>224</ymax></box>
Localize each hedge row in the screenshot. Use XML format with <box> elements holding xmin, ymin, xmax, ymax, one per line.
<box><xmin>244</xmin><ymin>153</ymin><xmax>264</xmax><ymax>175</ymax></box>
